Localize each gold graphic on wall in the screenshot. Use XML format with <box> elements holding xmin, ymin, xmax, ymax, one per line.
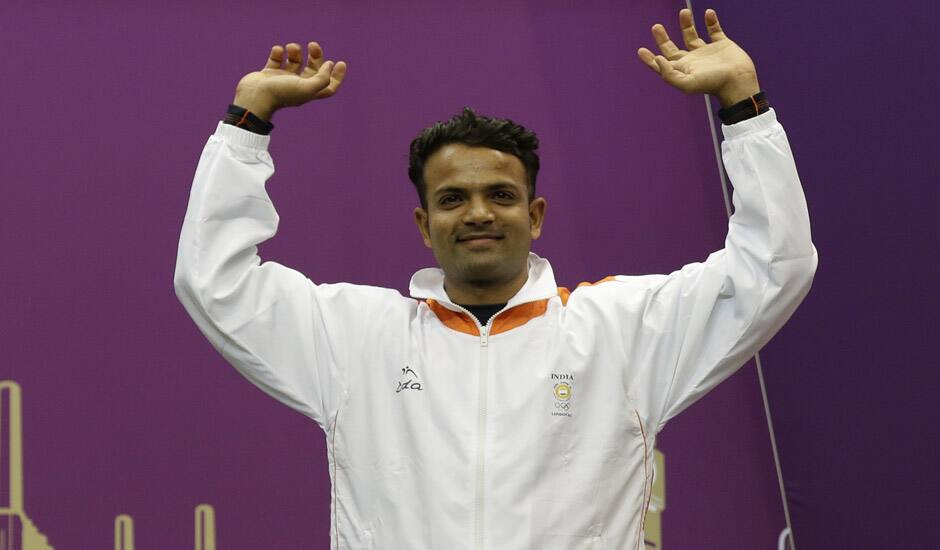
<box><xmin>1</xmin><ymin>381</ymin><xmax>220</xmax><ymax>549</ymax></box>
<box><xmin>194</xmin><ymin>504</ymin><xmax>216</xmax><ymax>550</ymax></box>
<box><xmin>114</xmin><ymin>514</ymin><xmax>133</xmax><ymax>550</ymax></box>
<box><xmin>0</xmin><ymin>381</ymin><xmax>54</xmax><ymax>550</ymax></box>
<box><xmin>644</xmin><ymin>448</ymin><xmax>666</xmax><ymax>549</ymax></box>
<box><xmin>112</xmin><ymin>505</ymin><xmax>216</xmax><ymax>549</ymax></box>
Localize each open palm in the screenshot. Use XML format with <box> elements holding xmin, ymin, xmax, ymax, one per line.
<box><xmin>234</xmin><ymin>42</ymin><xmax>347</xmax><ymax>119</ymax></box>
<box><xmin>637</xmin><ymin>9</ymin><xmax>758</xmax><ymax>105</ymax></box>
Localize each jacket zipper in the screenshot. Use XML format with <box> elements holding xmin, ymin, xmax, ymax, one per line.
<box><xmin>448</xmin><ymin>304</ymin><xmax>497</xmax><ymax>550</ymax></box>
<box><xmin>475</xmin><ymin>323</ymin><xmax>489</xmax><ymax>550</ymax></box>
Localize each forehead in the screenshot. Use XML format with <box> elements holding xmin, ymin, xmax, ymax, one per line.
<box><xmin>423</xmin><ymin>143</ymin><xmax>527</xmax><ymax>191</ymax></box>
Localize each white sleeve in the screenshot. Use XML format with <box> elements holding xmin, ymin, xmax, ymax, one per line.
<box><xmin>617</xmin><ymin>108</ymin><xmax>818</xmax><ymax>434</ymax></box>
<box><xmin>173</xmin><ymin>122</ymin><xmax>351</xmax><ymax>429</ymax></box>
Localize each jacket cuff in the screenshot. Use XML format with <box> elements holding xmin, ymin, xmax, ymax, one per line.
<box><xmin>213</xmin><ymin>121</ymin><xmax>272</xmax><ymax>151</ymax></box>
<box><xmin>720</xmin><ymin>108</ymin><xmax>778</xmax><ymax>141</ymax></box>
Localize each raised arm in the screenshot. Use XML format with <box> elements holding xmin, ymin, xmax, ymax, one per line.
<box><xmin>173</xmin><ymin>43</ymin><xmax>354</xmax><ymax>428</ymax></box>
<box><xmin>581</xmin><ymin>10</ymin><xmax>817</xmax><ymax>434</ymax></box>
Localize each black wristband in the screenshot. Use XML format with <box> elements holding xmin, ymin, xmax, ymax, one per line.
<box><xmin>718</xmin><ymin>91</ymin><xmax>770</xmax><ymax>125</ymax></box>
<box><xmin>222</xmin><ymin>104</ymin><xmax>275</xmax><ymax>135</ymax></box>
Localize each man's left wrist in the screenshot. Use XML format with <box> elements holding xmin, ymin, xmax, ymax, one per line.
<box><xmin>718</xmin><ymin>90</ymin><xmax>770</xmax><ymax>125</ymax></box>
<box><xmin>716</xmin><ymin>74</ymin><xmax>761</xmax><ymax>108</ymax></box>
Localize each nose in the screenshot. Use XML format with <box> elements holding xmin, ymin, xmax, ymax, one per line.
<box><xmin>461</xmin><ymin>194</ymin><xmax>495</xmax><ymax>225</ymax></box>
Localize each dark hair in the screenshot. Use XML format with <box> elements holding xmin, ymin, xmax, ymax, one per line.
<box><xmin>408</xmin><ymin>107</ymin><xmax>540</xmax><ymax>209</ymax></box>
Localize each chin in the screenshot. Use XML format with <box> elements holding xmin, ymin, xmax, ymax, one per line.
<box><xmin>454</xmin><ymin>254</ymin><xmax>518</xmax><ymax>285</ymax></box>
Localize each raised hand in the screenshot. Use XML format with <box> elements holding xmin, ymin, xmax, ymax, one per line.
<box><xmin>637</xmin><ymin>9</ymin><xmax>759</xmax><ymax>107</ymax></box>
<box><xmin>233</xmin><ymin>42</ymin><xmax>348</xmax><ymax>121</ymax></box>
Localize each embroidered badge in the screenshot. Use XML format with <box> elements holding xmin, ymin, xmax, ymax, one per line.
<box><xmin>551</xmin><ymin>373</ymin><xmax>573</xmax><ymax>417</ymax></box>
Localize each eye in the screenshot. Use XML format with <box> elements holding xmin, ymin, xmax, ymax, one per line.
<box><xmin>492</xmin><ymin>190</ymin><xmax>515</xmax><ymax>201</ymax></box>
<box><xmin>439</xmin><ymin>194</ymin><xmax>461</xmax><ymax>206</ymax></box>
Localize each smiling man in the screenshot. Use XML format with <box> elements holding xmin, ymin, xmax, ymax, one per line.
<box><xmin>413</xmin><ymin>130</ymin><xmax>545</xmax><ymax>307</ymax></box>
<box><xmin>174</xmin><ymin>8</ymin><xmax>817</xmax><ymax>550</ymax></box>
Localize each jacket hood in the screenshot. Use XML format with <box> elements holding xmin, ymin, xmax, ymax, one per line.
<box><xmin>408</xmin><ymin>252</ymin><xmax>558</xmax><ymax>309</ymax></box>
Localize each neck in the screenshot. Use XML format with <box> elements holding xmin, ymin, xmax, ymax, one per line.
<box><xmin>444</xmin><ymin>269</ymin><xmax>528</xmax><ymax>306</ymax></box>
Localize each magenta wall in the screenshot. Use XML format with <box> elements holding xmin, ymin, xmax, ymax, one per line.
<box><xmin>705</xmin><ymin>0</ymin><xmax>939</xmax><ymax>547</ymax></box>
<box><xmin>1</xmin><ymin>1</ymin><xmax>802</xmax><ymax>547</ymax></box>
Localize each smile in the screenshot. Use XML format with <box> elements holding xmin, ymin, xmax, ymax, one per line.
<box><xmin>457</xmin><ymin>233</ymin><xmax>503</xmax><ymax>242</ymax></box>
<box><xmin>458</xmin><ymin>236</ymin><xmax>503</xmax><ymax>244</ymax></box>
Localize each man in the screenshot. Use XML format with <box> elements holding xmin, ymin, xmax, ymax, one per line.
<box><xmin>174</xmin><ymin>8</ymin><xmax>816</xmax><ymax>549</ymax></box>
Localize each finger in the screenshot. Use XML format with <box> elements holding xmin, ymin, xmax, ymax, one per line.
<box><xmin>654</xmin><ymin>55</ymin><xmax>691</xmax><ymax>88</ymax></box>
<box><xmin>651</xmin><ymin>24</ymin><xmax>687</xmax><ymax>60</ymax></box>
<box><xmin>299</xmin><ymin>60</ymin><xmax>335</xmax><ymax>95</ymax></box>
<box><xmin>302</xmin><ymin>41</ymin><xmax>324</xmax><ymax>76</ymax></box>
<box><xmin>636</xmin><ymin>48</ymin><xmax>660</xmax><ymax>74</ymax></box>
<box><xmin>284</xmin><ymin>42</ymin><xmax>304</xmax><ymax>73</ymax></box>
<box><xmin>264</xmin><ymin>45</ymin><xmax>284</xmax><ymax>69</ymax></box>
<box><xmin>679</xmin><ymin>8</ymin><xmax>707</xmax><ymax>49</ymax></box>
<box><xmin>704</xmin><ymin>9</ymin><xmax>727</xmax><ymax>41</ymax></box>
<box><xmin>314</xmin><ymin>60</ymin><xmax>348</xmax><ymax>99</ymax></box>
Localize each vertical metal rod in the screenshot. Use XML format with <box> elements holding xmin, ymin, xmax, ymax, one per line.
<box><xmin>689</xmin><ymin>1</ymin><xmax>796</xmax><ymax>546</ymax></box>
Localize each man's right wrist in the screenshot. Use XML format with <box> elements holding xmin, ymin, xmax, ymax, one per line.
<box><xmin>231</xmin><ymin>89</ymin><xmax>276</xmax><ymax>120</ymax></box>
<box><xmin>222</xmin><ymin>104</ymin><xmax>275</xmax><ymax>135</ymax></box>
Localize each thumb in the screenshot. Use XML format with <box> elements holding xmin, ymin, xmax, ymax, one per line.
<box><xmin>298</xmin><ymin>61</ymin><xmax>334</xmax><ymax>93</ymax></box>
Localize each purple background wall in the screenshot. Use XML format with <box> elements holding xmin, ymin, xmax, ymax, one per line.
<box><xmin>705</xmin><ymin>0</ymin><xmax>939</xmax><ymax>548</ymax></box>
<box><xmin>0</xmin><ymin>0</ymin><xmax>851</xmax><ymax>547</ymax></box>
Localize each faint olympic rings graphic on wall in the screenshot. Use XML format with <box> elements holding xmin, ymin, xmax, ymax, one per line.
<box><xmin>554</xmin><ymin>402</ymin><xmax>570</xmax><ymax>411</ymax></box>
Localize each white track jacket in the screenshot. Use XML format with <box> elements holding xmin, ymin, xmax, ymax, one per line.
<box><xmin>174</xmin><ymin>108</ymin><xmax>817</xmax><ymax>550</ymax></box>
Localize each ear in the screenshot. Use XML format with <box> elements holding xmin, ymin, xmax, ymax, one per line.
<box><xmin>414</xmin><ymin>207</ymin><xmax>433</xmax><ymax>248</ymax></box>
<box><xmin>528</xmin><ymin>197</ymin><xmax>547</xmax><ymax>240</ymax></box>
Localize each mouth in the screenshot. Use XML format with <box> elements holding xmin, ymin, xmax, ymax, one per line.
<box><xmin>457</xmin><ymin>234</ymin><xmax>503</xmax><ymax>244</ymax></box>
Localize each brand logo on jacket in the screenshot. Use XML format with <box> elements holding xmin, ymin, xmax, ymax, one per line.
<box><xmin>551</xmin><ymin>372</ymin><xmax>573</xmax><ymax>417</ymax></box>
<box><xmin>396</xmin><ymin>366</ymin><xmax>423</xmax><ymax>393</ymax></box>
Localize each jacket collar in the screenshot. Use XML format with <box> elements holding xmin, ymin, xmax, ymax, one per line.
<box><xmin>409</xmin><ymin>252</ymin><xmax>558</xmax><ymax>310</ymax></box>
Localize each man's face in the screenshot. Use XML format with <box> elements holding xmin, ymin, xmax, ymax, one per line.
<box><xmin>414</xmin><ymin>143</ymin><xmax>546</xmax><ymax>293</ymax></box>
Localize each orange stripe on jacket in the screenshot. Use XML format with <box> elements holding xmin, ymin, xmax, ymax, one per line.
<box><xmin>426</xmin><ymin>299</ymin><xmax>479</xmax><ymax>336</ymax></box>
<box><xmin>559</xmin><ymin>276</ymin><xmax>617</xmax><ymax>306</ymax></box>
<box><xmin>577</xmin><ymin>275</ymin><xmax>617</xmax><ymax>288</ymax></box>
<box><xmin>491</xmin><ymin>300</ymin><xmax>548</xmax><ymax>335</ymax></box>
<box><xmin>427</xmin><ymin>277</ymin><xmax>616</xmax><ymax>336</ymax></box>
<box><xmin>426</xmin><ymin>299</ymin><xmax>550</xmax><ymax>336</ymax></box>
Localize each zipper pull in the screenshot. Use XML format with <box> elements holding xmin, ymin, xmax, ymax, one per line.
<box><xmin>480</xmin><ymin>325</ymin><xmax>489</xmax><ymax>347</ymax></box>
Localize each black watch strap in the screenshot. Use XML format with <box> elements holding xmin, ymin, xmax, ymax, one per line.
<box><xmin>222</xmin><ymin>104</ymin><xmax>275</xmax><ymax>135</ymax></box>
<box><xmin>718</xmin><ymin>91</ymin><xmax>770</xmax><ymax>125</ymax></box>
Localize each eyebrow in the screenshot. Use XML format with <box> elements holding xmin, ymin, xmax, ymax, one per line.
<box><xmin>432</xmin><ymin>182</ymin><xmax>520</xmax><ymax>198</ymax></box>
